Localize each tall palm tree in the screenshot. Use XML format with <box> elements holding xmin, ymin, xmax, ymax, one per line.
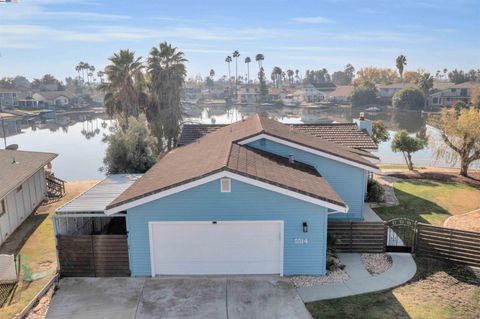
<box><xmin>255</xmin><ymin>54</ymin><xmax>264</xmax><ymax>71</ymax></box>
<box><xmin>89</xmin><ymin>65</ymin><xmax>95</xmax><ymax>83</ymax></box>
<box><xmin>98</xmin><ymin>50</ymin><xmax>144</xmax><ymax>130</ymax></box>
<box><xmin>271</xmin><ymin>66</ymin><xmax>282</xmax><ymax>88</ymax></box>
<box><xmin>97</xmin><ymin>70</ymin><xmax>105</xmax><ymax>83</ymax></box>
<box><xmin>295</xmin><ymin>69</ymin><xmax>299</xmax><ymax>83</ymax></box>
<box><xmin>287</xmin><ymin>69</ymin><xmax>294</xmax><ymax>85</ymax></box>
<box><xmin>147</xmin><ymin>42</ymin><xmax>187</xmax><ymax>150</ymax></box>
<box><xmin>209</xmin><ymin>69</ymin><xmax>215</xmax><ymax>79</ymax></box>
<box><xmin>232</xmin><ymin>51</ymin><xmax>240</xmax><ymax>98</ymax></box>
<box><xmin>415</xmin><ymin>72</ymin><xmax>434</xmax><ymax>109</ymax></box>
<box><xmin>225</xmin><ymin>56</ymin><xmax>232</xmax><ymax>93</ymax></box>
<box><xmin>244</xmin><ymin>57</ymin><xmax>251</xmax><ymax>86</ymax></box>
<box><xmin>396</xmin><ymin>55</ymin><xmax>407</xmax><ymax>82</ymax></box>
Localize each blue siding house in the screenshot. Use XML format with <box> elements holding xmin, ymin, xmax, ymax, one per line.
<box><xmin>104</xmin><ymin>115</ymin><xmax>379</xmax><ymax>277</ymax></box>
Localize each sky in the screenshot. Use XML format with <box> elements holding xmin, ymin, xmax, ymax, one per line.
<box><xmin>0</xmin><ymin>0</ymin><xmax>479</xmax><ymax>81</ymax></box>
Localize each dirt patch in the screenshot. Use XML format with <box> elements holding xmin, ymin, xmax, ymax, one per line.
<box><xmin>387</xmin><ymin>169</ymin><xmax>480</xmax><ymax>190</ymax></box>
<box><xmin>444</xmin><ymin>210</ymin><xmax>480</xmax><ymax>232</ymax></box>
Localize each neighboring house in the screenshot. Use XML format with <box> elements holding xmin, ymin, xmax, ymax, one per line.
<box><xmin>32</xmin><ymin>91</ymin><xmax>74</xmax><ymax>108</ymax></box>
<box><xmin>377</xmin><ymin>83</ymin><xmax>417</xmax><ymax>99</ymax></box>
<box><xmin>429</xmin><ymin>81</ymin><xmax>477</xmax><ymax>107</ymax></box>
<box><xmin>16</xmin><ymin>92</ymin><xmax>43</xmax><ymax>109</ymax></box>
<box><xmin>327</xmin><ymin>85</ymin><xmax>354</xmax><ymax>103</ymax></box>
<box><xmin>301</xmin><ymin>83</ymin><xmax>330</xmax><ymax>103</ymax></box>
<box><xmin>0</xmin><ymin>89</ymin><xmax>19</xmax><ymax>109</ymax></box>
<box><xmin>237</xmin><ymin>86</ymin><xmax>261</xmax><ymax>104</ymax></box>
<box><xmin>54</xmin><ymin>115</ymin><xmax>379</xmax><ymax>277</ymax></box>
<box><xmin>0</xmin><ymin>150</ymin><xmax>57</xmax><ymax>245</ymax></box>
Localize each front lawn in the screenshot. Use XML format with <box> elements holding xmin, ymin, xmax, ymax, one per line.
<box><xmin>306</xmin><ymin>257</ymin><xmax>480</xmax><ymax>319</ymax></box>
<box><xmin>374</xmin><ymin>179</ymin><xmax>480</xmax><ymax>225</ymax></box>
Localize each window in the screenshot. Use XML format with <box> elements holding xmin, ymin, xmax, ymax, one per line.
<box><xmin>0</xmin><ymin>200</ymin><xmax>5</xmax><ymax>217</ymax></box>
<box><xmin>433</xmin><ymin>97</ymin><xmax>439</xmax><ymax>104</ymax></box>
<box><xmin>220</xmin><ymin>178</ymin><xmax>231</xmax><ymax>193</ymax></box>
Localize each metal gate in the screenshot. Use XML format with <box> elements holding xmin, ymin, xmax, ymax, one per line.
<box><xmin>386</xmin><ymin>218</ymin><xmax>417</xmax><ymax>253</ymax></box>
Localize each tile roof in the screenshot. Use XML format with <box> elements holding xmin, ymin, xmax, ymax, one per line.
<box><xmin>108</xmin><ymin>115</ymin><xmax>378</xmax><ymax>211</ymax></box>
<box><xmin>178</xmin><ymin>123</ymin><xmax>377</xmax><ymax>150</ymax></box>
<box><xmin>0</xmin><ymin>150</ymin><xmax>57</xmax><ymax>200</ymax></box>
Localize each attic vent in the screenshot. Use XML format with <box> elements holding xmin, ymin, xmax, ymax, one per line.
<box><xmin>220</xmin><ymin>177</ymin><xmax>231</xmax><ymax>193</ymax></box>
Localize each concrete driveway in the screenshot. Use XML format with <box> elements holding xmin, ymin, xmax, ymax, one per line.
<box><xmin>46</xmin><ymin>276</ymin><xmax>312</xmax><ymax>319</ymax></box>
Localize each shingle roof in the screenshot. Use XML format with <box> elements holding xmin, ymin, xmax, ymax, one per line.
<box><xmin>108</xmin><ymin>115</ymin><xmax>379</xmax><ymax>211</ymax></box>
<box><xmin>0</xmin><ymin>150</ymin><xmax>57</xmax><ymax>200</ymax></box>
<box><xmin>178</xmin><ymin>123</ymin><xmax>377</xmax><ymax>150</ymax></box>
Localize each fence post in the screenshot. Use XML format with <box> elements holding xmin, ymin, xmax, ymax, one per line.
<box><xmin>91</xmin><ymin>236</ymin><xmax>96</xmax><ymax>277</ymax></box>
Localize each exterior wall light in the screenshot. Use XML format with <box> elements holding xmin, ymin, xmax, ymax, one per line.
<box><xmin>303</xmin><ymin>222</ymin><xmax>308</xmax><ymax>233</ymax></box>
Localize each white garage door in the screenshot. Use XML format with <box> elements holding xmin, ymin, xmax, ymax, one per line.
<box><xmin>149</xmin><ymin>221</ymin><xmax>283</xmax><ymax>276</ymax></box>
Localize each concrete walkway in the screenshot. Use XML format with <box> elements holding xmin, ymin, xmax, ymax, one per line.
<box><xmin>297</xmin><ymin>253</ymin><xmax>417</xmax><ymax>302</ymax></box>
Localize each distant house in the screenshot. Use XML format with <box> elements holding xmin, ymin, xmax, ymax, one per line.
<box><xmin>327</xmin><ymin>85</ymin><xmax>354</xmax><ymax>103</ymax></box>
<box><xmin>377</xmin><ymin>83</ymin><xmax>417</xmax><ymax>99</ymax></box>
<box><xmin>0</xmin><ymin>89</ymin><xmax>19</xmax><ymax>109</ymax></box>
<box><xmin>0</xmin><ymin>150</ymin><xmax>58</xmax><ymax>245</ymax></box>
<box><xmin>301</xmin><ymin>83</ymin><xmax>335</xmax><ymax>103</ymax></box>
<box><xmin>429</xmin><ymin>81</ymin><xmax>477</xmax><ymax>107</ymax></box>
<box><xmin>32</xmin><ymin>91</ymin><xmax>74</xmax><ymax>108</ymax></box>
<box><xmin>237</xmin><ymin>85</ymin><xmax>261</xmax><ymax>104</ymax></box>
<box><xmin>17</xmin><ymin>92</ymin><xmax>42</xmax><ymax>109</ymax></box>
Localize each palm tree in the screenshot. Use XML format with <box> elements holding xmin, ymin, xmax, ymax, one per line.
<box><xmin>287</xmin><ymin>69</ymin><xmax>294</xmax><ymax>85</ymax></box>
<box><xmin>209</xmin><ymin>69</ymin><xmax>215</xmax><ymax>79</ymax></box>
<box><xmin>415</xmin><ymin>72</ymin><xmax>434</xmax><ymax>109</ymax></box>
<box><xmin>232</xmin><ymin>50</ymin><xmax>240</xmax><ymax>98</ymax></box>
<box><xmin>255</xmin><ymin>54</ymin><xmax>264</xmax><ymax>71</ymax></box>
<box><xmin>147</xmin><ymin>42</ymin><xmax>187</xmax><ymax>150</ymax></box>
<box><xmin>271</xmin><ymin>66</ymin><xmax>282</xmax><ymax>88</ymax></box>
<box><xmin>396</xmin><ymin>55</ymin><xmax>407</xmax><ymax>82</ymax></box>
<box><xmin>225</xmin><ymin>56</ymin><xmax>232</xmax><ymax>93</ymax></box>
<box><xmin>97</xmin><ymin>70</ymin><xmax>105</xmax><ymax>83</ymax></box>
<box><xmin>244</xmin><ymin>57</ymin><xmax>251</xmax><ymax>86</ymax></box>
<box><xmin>295</xmin><ymin>69</ymin><xmax>299</xmax><ymax>83</ymax></box>
<box><xmin>75</xmin><ymin>63</ymin><xmax>82</xmax><ymax>80</ymax></box>
<box><xmin>98</xmin><ymin>49</ymin><xmax>144</xmax><ymax>130</ymax></box>
<box><xmin>89</xmin><ymin>65</ymin><xmax>95</xmax><ymax>83</ymax></box>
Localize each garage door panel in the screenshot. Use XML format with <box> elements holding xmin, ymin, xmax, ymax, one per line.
<box><xmin>150</xmin><ymin>221</ymin><xmax>282</xmax><ymax>275</ymax></box>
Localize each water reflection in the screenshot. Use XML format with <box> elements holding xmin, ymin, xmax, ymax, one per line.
<box><xmin>1</xmin><ymin>104</ymin><xmax>476</xmax><ymax>180</ymax></box>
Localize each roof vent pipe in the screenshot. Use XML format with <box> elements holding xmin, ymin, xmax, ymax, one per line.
<box><xmin>288</xmin><ymin>154</ymin><xmax>294</xmax><ymax>163</ymax></box>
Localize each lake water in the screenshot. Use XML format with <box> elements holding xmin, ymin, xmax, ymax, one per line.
<box><xmin>2</xmin><ymin>105</ymin><xmax>476</xmax><ymax>181</ymax></box>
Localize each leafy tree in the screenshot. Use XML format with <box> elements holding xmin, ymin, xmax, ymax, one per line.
<box><xmin>351</xmin><ymin>83</ymin><xmax>377</xmax><ymax>107</ymax></box>
<box><xmin>371</xmin><ymin>120</ymin><xmax>390</xmax><ymax>144</ymax></box>
<box><xmin>286</xmin><ymin>69</ymin><xmax>294</xmax><ymax>84</ymax></box>
<box><xmin>98</xmin><ymin>49</ymin><xmax>145</xmax><ymax>131</ymax></box>
<box><xmin>430</xmin><ymin>107</ymin><xmax>480</xmax><ymax>177</ymax></box>
<box><xmin>403</xmin><ymin>71</ymin><xmax>421</xmax><ymax>83</ymax></box>
<box><xmin>453</xmin><ymin>100</ymin><xmax>468</xmax><ymax>113</ymax></box>
<box><xmin>102</xmin><ymin>115</ymin><xmax>158</xmax><ymax>174</ymax></box>
<box><xmin>391</xmin><ymin>130</ymin><xmax>425</xmax><ymax>170</ymax></box>
<box><xmin>396</xmin><ymin>55</ymin><xmax>407</xmax><ymax>81</ymax></box>
<box><xmin>304</xmin><ymin>69</ymin><xmax>331</xmax><ymax>84</ymax></box>
<box><xmin>355</xmin><ymin>67</ymin><xmax>399</xmax><ymax>85</ymax></box>
<box><xmin>332</xmin><ymin>64</ymin><xmax>355</xmax><ymax>86</ymax></box>
<box><xmin>415</xmin><ymin>72</ymin><xmax>434</xmax><ymax>108</ymax></box>
<box><xmin>0</xmin><ymin>77</ymin><xmax>15</xmax><ymax>89</ymax></box>
<box><xmin>471</xmin><ymin>84</ymin><xmax>480</xmax><ymax>108</ymax></box>
<box><xmin>147</xmin><ymin>42</ymin><xmax>187</xmax><ymax>151</ymax></box>
<box><xmin>392</xmin><ymin>87</ymin><xmax>425</xmax><ymax>110</ymax></box>
<box><xmin>448</xmin><ymin>69</ymin><xmax>480</xmax><ymax>84</ymax></box>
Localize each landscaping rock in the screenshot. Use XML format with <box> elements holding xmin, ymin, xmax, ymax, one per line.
<box><xmin>290</xmin><ymin>269</ymin><xmax>349</xmax><ymax>288</ymax></box>
<box><xmin>361</xmin><ymin>253</ymin><xmax>393</xmax><ymax>275</ymax></box>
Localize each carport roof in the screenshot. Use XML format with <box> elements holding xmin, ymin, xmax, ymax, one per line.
<box><xmin>56</xmin><ymin>174</ymin><xmax>142</xmax><ymax>214</ymax></box>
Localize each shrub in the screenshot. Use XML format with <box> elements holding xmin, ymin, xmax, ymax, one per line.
<box><xmin>392</xmin><ymin>87</ymin><xmax>425</xmax><ymax>109</ymax></box>
<box><xmin>366</xmin><ymin>179</ymin><xmax>384</xmax><ymax>202</ymax></box>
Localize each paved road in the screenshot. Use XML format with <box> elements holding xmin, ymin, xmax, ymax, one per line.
<box><xmin>47</xmin><ymin>276</ymin><xmax>312</xmax><ymax>319</ymax></box>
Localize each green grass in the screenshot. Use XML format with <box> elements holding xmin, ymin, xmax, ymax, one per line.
<box><xmin>306</xmin><ymin>257</ymin><xmax>480</xmax><ymax>319</ymax></box>
<box><xmin>374</xmin><ymin>179</ymin><xmax>480</xmax><ymax>225</ymax></box>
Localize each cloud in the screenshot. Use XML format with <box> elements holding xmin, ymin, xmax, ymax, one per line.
<box><xmin>290</xmin><ymin>16</ymin><xmax>334</xmax><ymax>24</ymax></box>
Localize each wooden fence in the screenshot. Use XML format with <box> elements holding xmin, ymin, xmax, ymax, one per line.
<box><xmin>57</xmin><ymin>235</ymin><xmax>130</xmax><ymax>277</ymax></box>
<box><xmin>416</xmin><ymin>223</ymin><xmax>480</xmax><ymax>268</ymax></box>
<box><xmin>328</xmin><ymin>221</ymin><xmax>387</xmax><ymax>253</ymax></box>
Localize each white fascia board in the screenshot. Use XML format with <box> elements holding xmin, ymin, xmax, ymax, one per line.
<box><xmin>238</xmin><ymin>133</ymin><xmax>380</xmax><ymax>174</ymax></box>
<box><xmin>104</xmin><ymin>171</ymin><xmax>347</xmax><ymax>215</ymax></box>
